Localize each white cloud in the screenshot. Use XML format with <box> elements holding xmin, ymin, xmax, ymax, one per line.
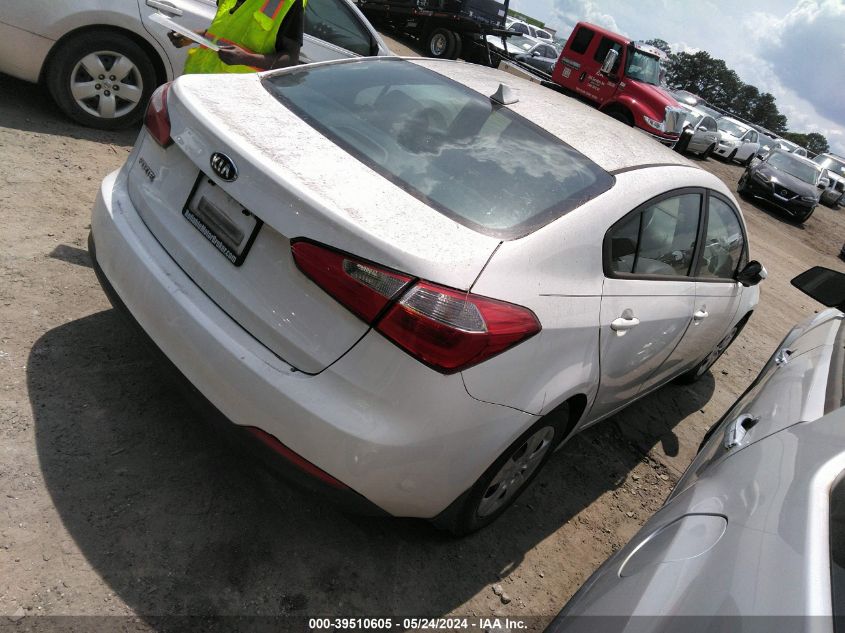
<box><xmin>512</xmin><ymin>0</ymin><xmax>845</xmax><ymax>154</ymax></box>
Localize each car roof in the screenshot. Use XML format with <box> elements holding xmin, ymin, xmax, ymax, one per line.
<box><xmin>408</xmin><ymin>59</ymin><xmax>694</xmax><ymax>174</ymax></box>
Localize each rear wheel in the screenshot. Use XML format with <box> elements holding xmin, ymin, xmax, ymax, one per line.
<box><xmin>47</xmin><ymin>31</ymin><xmax>156</xmax><ymax>129</ymax></box>
<box><xmin>450</xmin><ymin>31</ymin><xmax>463</xmax><ymax>60</ymax></box>
<box><xmin>737</xmin><ymin>173</ymin><xmax>750</xmax><ymax>196</ymax></box>
<box><xmin>702</xmin><ymin>143</ymin><xmax>715</xmax><ymax>159</ymax></box>
<box><xmin>727</xmin><ymin>149</ymin><xmax>738</xmax><ymax>163</ymax></box>
<box><xmin>426</xmin><ymin>28</ymin><xmax>456</xmax><ymax>59</ymax></box>
<box><xmin>444</xmin><ymin>405</ymin><xmax>571</xmax><ymax>535</ymax></box>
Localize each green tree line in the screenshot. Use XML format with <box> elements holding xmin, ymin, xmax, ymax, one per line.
<box><xmin>643</xmin><ymin>39</ymin><xmax>830</xmax><ymax>154</ymax></box>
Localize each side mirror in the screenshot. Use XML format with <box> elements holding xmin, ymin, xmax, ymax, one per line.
<box><xmin>531</xmin><ymin>51</ymin><xmax>540</xmax><ymax>57</ymax></box>
<box><xmin>600</xmin><ymin>48</ymin><xmax>619</xmax><ymax>75</ymax></box>
<box><xmin>698</xmin><ymin>126</ymin><xmax>708</xmax><ymax>132</ymax></box>
<box><xmin>736</xmin><ymin>260</ymin><xmax>767</xmax><ymax>287</ymax></box>
<box><xmin>819</xmin><ymin>177</ymin><xmax>830</xmax><ymax>189</ymax></box>
<box><xmin>791</xmin><ymin>267</ymin><xmax>845</xmax><ymax>311</ymax></box>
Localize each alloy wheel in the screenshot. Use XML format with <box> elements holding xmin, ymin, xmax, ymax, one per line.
<box><xmin>70</xmin><ymin>51</ymin><xmax>144</xmax><ymax>119</ymax></box>
<box><xmin>477</xmin><ymin>426</ymin><xmax>555</xmax><ymax>517</ymax></box>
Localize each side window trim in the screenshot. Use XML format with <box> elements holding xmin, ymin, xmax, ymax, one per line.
<box><xmin>603</xmin><ymin>187</ymin><xmax>706</xmax><ymax>281</ymax></box>
<box><xmin>693</xmin><ymin>190</ymin><xmax>748</xmax><ymax>283</ymax></box>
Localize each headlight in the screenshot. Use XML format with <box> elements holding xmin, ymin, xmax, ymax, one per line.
<box><xmin>753</xmin><ymin>172</ymin><xmax>770</xmax><ymax>182</ymax></box>
<box><xmin>800</xmin><ymin>195</ymin><xmax>817</xmax><ymax>202</ymax></box>
<box><xmin>643</xmin><ymin>115</ymin><xmax>665</xmax><ymax>132</ymax></box>
<box><xmin>722</xmin><ymin>138</ymin><xmax>738</xmax><ymax>146</ymax></box>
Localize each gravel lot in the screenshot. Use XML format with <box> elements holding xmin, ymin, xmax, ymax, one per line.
<box><xmin>2</xmin><ymin>35</ymin><xmax>845</xmax><ymax>629</ymax></box>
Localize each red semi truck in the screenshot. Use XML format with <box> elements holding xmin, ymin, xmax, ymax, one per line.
<box><xmin>550</xmin><ymin>22</ymin><xmax>686</xmax><ymax>145</ymax></box>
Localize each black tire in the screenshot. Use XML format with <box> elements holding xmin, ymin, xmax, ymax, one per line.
<box><xmin>727</xmin><ymin>149</ymin><xmax>737</xmax><ymax>163</ymax></box>
<box><xmin>442</xmin><ymin>404</ymin><xmax>572</xmax><ymax>535</ymax></box>
<box><xmin>744</xmin><ymin>153</ymin><xmax>755</xmax><ymax>166</ymax></box>
<box><xmin>676</xmin><ymin>316</ymin><xmax>749</xmax><ymax>385</ymax></box>
<box><xmin>702</xmin><ymin>143</ymin><xmax>715</xmax><ymax>159</ymax></box>
<box><xmin>608</xmin><ymin>109</ymin><xmax>634</xmax><ymax>127</ymax></box>
<box><xmin>737</xmin><ymin>173</ymin><xmax>750</xmax><ymax>196</ymax></box>
<box><xmin>426</xmin><ymin>28</ymin><xmax>456</xmax><ymax>59</ymax></box>
<box><xmin>673</xmin><ymin>128</ymin><xmax>693</xmax><ymax>155</ymax></box>
<box><xmin>47</xmin><ymin>31</ymin><xmax>157</xmax><ymax>129</ymax></box>
<box><xmin>450</xmin><ymin>31</ymin><xmax>463</xmax><ymax>60</ymax></box>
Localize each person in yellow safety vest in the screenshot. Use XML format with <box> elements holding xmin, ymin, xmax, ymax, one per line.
<box><xmin>167</xmin><ymin>0</ymin><xmax>306</xmax><ymax>74</ymax></box>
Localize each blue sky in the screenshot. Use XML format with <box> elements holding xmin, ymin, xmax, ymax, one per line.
<box><xmin>510</xmin><ymin>0</ymin><xmax>845</xmax><ymax>154</ymax></box>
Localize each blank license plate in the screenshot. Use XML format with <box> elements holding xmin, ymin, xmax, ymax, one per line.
<box><xmin>183</xmin><ymin>176</ymin><xmax>262</xmax><ymax>266</ymax></box>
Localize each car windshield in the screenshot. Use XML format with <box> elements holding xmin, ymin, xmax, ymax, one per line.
<box><xmin>717</xmin><ymin>119</ymin><xmax>749</xmax><ymax>137</ymax></box>
<box><xmin>263</xmin><ymin>59</ymin><xmax>614</xmax><ymax>238</ymax></box>
<box><xmin>766</xmin><ymin>152</ymin><xmax>821</xmax><ymax>184</ymax></box>
<box><xmin>625</xmin><ymin>48</ymin><xmax>662</xmax><ymax>85</ymax></box>
<box><xmin>816</xmin><ymin>156</ymin><xmax>845</xmax><ymax>177</ymax></box>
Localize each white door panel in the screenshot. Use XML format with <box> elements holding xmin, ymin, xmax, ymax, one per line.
<box><xmin>589</xmin><ymin>278</ymin><xmax>695</xmax><ymax>422</ymax></box>
<box><xmin>137</xmin><ymin>0</ymin><xmax>216</xmax><ymax>77</ymax></box>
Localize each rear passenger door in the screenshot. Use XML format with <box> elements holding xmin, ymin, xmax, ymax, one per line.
<box><xmin>589</xmin><ymin>191</ymin><xmax>703</xmax><ymax>422</ymax></box>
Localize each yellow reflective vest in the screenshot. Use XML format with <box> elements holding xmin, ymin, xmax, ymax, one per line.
<box><xmin>183</xmin><ymin>0</ymin><xmax>304</xmax><ymax>74</ymax></box>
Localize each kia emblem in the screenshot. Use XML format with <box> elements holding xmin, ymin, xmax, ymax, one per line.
<box><xmin>210</xmin><ymin>152</ymin><xmax>238</xmax><ymax>182</ymax></box>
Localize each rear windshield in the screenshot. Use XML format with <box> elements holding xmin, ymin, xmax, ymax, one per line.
<box><xmin>263</xmin><ymin>59</ymin><xmax>614</xmax><ymax>238</ymax></box>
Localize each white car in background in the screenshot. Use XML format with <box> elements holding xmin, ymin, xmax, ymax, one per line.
<box><xmin>677</xmin><ymin>104</ymin><xmax>719</xmax><ymax>158</ymax></box>
<box><xmin>813</xmin><ymin>153</ymin><xmax>845</xmax><ymax>207</ymax></box>
<box><xmin>776</xmin><ymin>138</ymin><xmax>809</xmax><ymax>157</ymax></box>
<box><xmin>506</xmin><ymin>18</ymin><xmax>553</xmax><ymax>42</ymax></box>
<box><xmin>0</xmin><ymin>0</ymin><xmax>389</xmax><ymax>129</ymax></box>
<box><xmin>713</xmin><ymin>116</ymin><xmax>761</xmax><ymax>165</ymax></box>
<box><xmin>89</xmin><ymin>58</ymin><xmax>763</xmax><ymax>534</ymax></box>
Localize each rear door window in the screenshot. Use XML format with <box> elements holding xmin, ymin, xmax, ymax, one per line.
<box><xmin>305</xmin><ymin>0</ymin><xmax>375</xmax><ymax>56</ymax></box>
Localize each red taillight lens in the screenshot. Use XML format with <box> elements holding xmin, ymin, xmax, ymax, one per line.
<box><xmin>291</xmin><ymin>240</ymin><xmax>413</xmax><ymax>323</ymax></box>
<box><xmin>378</xmin><ymin>282</ymin><xmax>541</xmax><ymax>373</ymax></box>
<box><xmin>292</xmin><ymin>240</ymin><xmax>541</xmax><ymax>373</ymax></box>
<box><xmin>144</xmin><ymin>83</ymin><xmax>172</xmax><ymax>147</ymax></box>
<box><xmin>246</xmin><ymin>427</ymin><xmax>348</xmax><ymax>490</ymax></box>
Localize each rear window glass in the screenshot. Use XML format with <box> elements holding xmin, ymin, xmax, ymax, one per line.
<box><xmin>263</xmin><ymin>59</ymin><xmax>614</xmax><ymax>238</ymax></box>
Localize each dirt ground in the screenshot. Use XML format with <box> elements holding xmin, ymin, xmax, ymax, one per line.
<box><xmin>2</xmin><ymin>33</ymin><xmax>845</xmax><ymax>630</ymax></box>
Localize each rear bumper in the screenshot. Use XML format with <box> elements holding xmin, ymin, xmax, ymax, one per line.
<box><xmin>90</xmin><ymin>231</ymin><xmax>386</xmax><ymax>516</ymax></box>
<box><xmin>90</xmin><ymin>168</ymin><xmax>537</xmax><ymax>518</ymax></box>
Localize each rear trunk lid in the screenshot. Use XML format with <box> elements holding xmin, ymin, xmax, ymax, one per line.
<box><xmin>125</xmin><ymin>73</ymin><xmax>500</xmax><ymax>373</ymax></box>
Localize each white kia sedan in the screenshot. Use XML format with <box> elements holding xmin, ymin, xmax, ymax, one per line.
<box><xmin>0</xmin><ymin>0</ymin><xmax>389</xmax><ymax>129</ymax></box>
<box><xmin>89</xmin><ymin>57</ymin><xmax>763</xmax><ymax>533</ymax></box>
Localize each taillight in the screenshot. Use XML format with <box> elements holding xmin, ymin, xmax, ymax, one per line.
<box><xmin>144</xmin><ymin>83</ymin><xmax>172</xmax><ymax>147</ymax></box>
<box><xmin>291</xmin><ymin>240</ymin><xmax>413</xmax><ymax>323</ymax></box>
<box><xmin>292</xmin><ymin>240</ymin><xmax>541</xmax><ymax>374</ymax></box>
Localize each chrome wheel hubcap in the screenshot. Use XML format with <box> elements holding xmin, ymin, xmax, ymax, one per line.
<box><xmin>430</xmin><ymin>33</ymin><xmax>448</xmax><ymax>56</ymax></box>
<box><xmin>70</xmin><ymin>51</ymin><xmax>144</xmax><ymax>119</ymax></box>
<box><xmin>477</xmin><ymin>426</ymin><xmax>555</xmax><ymax>518</ymax></box>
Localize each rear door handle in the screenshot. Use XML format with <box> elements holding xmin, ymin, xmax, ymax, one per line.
<box><xmin>723</xmin><ymin>413</ymin><xmax>759</xmax><ymax>449</ymax></box>
<box><xmin>147</xmin><ymin>0</ymin><xmax>183</xmax><ymax>16</ymax></box>
<box><xmin>693</xmin><ymin>308</ymin><xmax>709</xmax><ymax>321</ymax></box>
<box><xmin>611</xmin><ymin>316</ymin><xmax>640</xmax><ymax>332</ymax></box>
